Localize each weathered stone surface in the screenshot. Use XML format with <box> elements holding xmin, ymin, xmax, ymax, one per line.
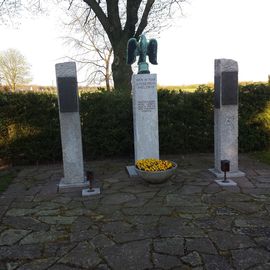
<box><xmin>254</xmin><ymin>237</ymin><xmax>270</xmax><ymax>251</ymax></box>
<box><xmin>235</xmin><ymin>217</ymin><xmax>270</xmax><ymax>228</ymax></box>
<box><xmin>63</xmin><ymin>208</ymin><xmax>93</xmax><ymax>216</ymax></box>
<box><xmin>51</xmin><ymin>196</ymin><xmax>72</xmax><ymax>204</ymax></box>
<box><xmin>202</xmin><ymin>254</ymin><xmax>232</xmax><ymax>270</ymax></box>
<box><xmin>60</xmin><ymin>241</ymin><xmax>101</xmax><ymax>268</ymax></box>
<box><xmin>251</xmin><ymin>263</ymin><xmax>270</xmax><ymax>270</ymax></box>
<box><xmin>2</xmin><ymin>216</ymin><xmax>50</xmax><ymax>231</ymax></box>
<box><xmin>186</xmin><ymin>238</ymin><xmax>217</xmax><ymax>254</ymax></box>
<box><xmin>203</xmin><ymin>183</ymin><xmax>222</xmax><ymax>194</ymax></box>
<box><xmin>9</xmin><ymin>200</ymin><xmax>39</xmax><ymax>209</ymax></box>
<box><xmin>215</xmin><ymin>207</ymin><xmax>239</xmax><ymax>216</ymax></box>
<box><xmin>34</xmin><ymin>202</ymin><xmax>61</xmax><ymax>210</ymax></box>
<box><xmin>4</xmin><ymin>261</ymin><xmax>20</xmax><ymax>270</ymax></box>
<box><xmin>1</xmin><ymin>154</ymin><xmax>270</xmax><ymax>270</ymax></box>
<box><xmin>5</xmin><ymin>208</ymin><xmax>37</xmax><ymax>216</ymax></box>
<box><xmin>159</xmin><ymin>224</ymin><xmax>205</xmax><ymax>238</ymax></box>
<box><xmin>194</xmin><ymin>217</ymin><xmax>233</xmax><ymax>231</ymax></box>
<box><xmin>232</xmin><ymin>248</ymin><xmax>270</xmax><ymax>269</ymax></box>
<box><xmin>181</xmin><ymin>251</ymin><xmax>202</xmax><ymax>266</ymax></box>
<box><xmin>113</xmin><ymin>227</ymin><xmax>159</xmax><ymax>243</ymax></box>
<box><xmin>209</xmin><ymin>231</ymin><xmax>255</xmax><ymax>250</ymax></box>
<box><xmin>122</xmin><ymin>205</ymin><xmax>172</xmax><ymax>216</ymax></box>
<box><xmin>20</xmin><ymin>230</ymin><xmax>69</xmax><ymax>244</ymax></box>
<box><xmin>48</xmin><ymin>264</ymin><xmax>79</xmax><ymax>270</ymax></box>
<box><xmin>178</xmin><ymin>185</ymin><xmax>203</xmax><ymax>195</ymax></box>
<box><xmin>70</xmin><ymin>229</ymin><xmax>98</xmax><ymax>242</ymax></box>
<box><xmin>153</xmin><ymin>253</ymin><xmax>183</xmax><ymax>269</ymax></box>
<box><xmin>70</xmin><ymin>216</ymin><xmax>93</xmax><ymax>231</ymax></box>
<box><xmin>153</xmin><ymin>237</ymin><xmax>185</xmax><ymax>256</ymax></box>
<box><xmin>204</xmin><ymin>191</ymin><xmax>253</xmax><ymax>204</ymax></box>
<box><xmin>17</xmin><ymin>258</ymin><xmax>57</xmax><ymax>270</ymax></box>
<box><xmin>36</xmin><ymin>209</ymin><xmax>61</xmax><ymax>216</ymax></box>
<box><xmin>127</xmin><ymin>215</ymin><xmax>159</xmax><ymax>225</ymax></box>
<box><xmin>43</xmin><ymin>243</ymin><xmax>77</xmax><ymax>258</ymax></box>
<box><xmin>0</xmin><ymin>244</ymin><xmax>43</xmax><ymax>260</ymax></box>
<box><xmin>101</xmin><ymin>193</ymin><xmax>136</xmax><ymax>205</ymax></box>
<box><xmin>234</xmin><ymin>227</ymin><xmax>270</xmax><ymax>238</ymax></box>
<box><xmin>101</xmin><ymin>240</ymin><xmax>152</xmax><ymax>270</ymax></box>
<box><xmin>101</xmin><ymin>221</ymin><xmax>133</xmax><ymax>234</ymax></box>
<box><xmin>123</xmin><ymin>197</ymin><xmax>148</xmax><ymax>207</ymax></box>
<box><xmin>37</xmin><ymin>216</ymin><xmax>77</xmax><ymax>225</ymax></box>
<box><xmin>91</xmin><ymin>234</ymin><xmax>115</xmax><ymax>248</ymax></box>
<box><xmin>0</xmin><ymin>229</ymin><xmax>30</xmax><ymax>245</ymax></box>
<box><xmin>166</xmin><ymin>194</ymin><xmax>202</xmax><ymax>206</ymax></box>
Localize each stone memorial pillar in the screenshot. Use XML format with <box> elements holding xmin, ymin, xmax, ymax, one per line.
<box><xmin>55</xmin><ymin>62</ymin><xmax>87</xmax><ymax>190</ymax></box>
<box><xmin>132</xmin><ymin>73</ymin><xmax>159</xmax><ymax>162</ymax></box>
<box><xmin>209</xmin><ymin>59</ymin><xmax>245</xmax><ymax>178</ymax></box>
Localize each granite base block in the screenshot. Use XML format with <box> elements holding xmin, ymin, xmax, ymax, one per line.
<box><xmin>215</xmin><ymin>179</ymin><xmax>237</xmax><ymax>186</ymax></box>
<box><xmin>58</xmin><ymin>178</ymin><xmax>88</xmax><ymax>192</ymax></box>
<box><xmin>126</xmin><ymin>165</ymin><xmax>138</xmax><ymax>177</ymax></box>
<box><xmin>82</xmin><ymin>188</ymin><xmax>101</xmax><ymax>196</ymax></box>
<box><xmin>209</xmin><ymin>168</ymin><xmax>245</xmax><ymax>178</ymax></box>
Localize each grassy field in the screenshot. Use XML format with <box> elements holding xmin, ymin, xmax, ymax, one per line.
<box><xmin>157</xmin><ymin>81</ymin><xmax>268</xmax><ymax>93</ymax></box>
<box><xmin>157</xmin><ymin>83</ymin><xmax>214</xmax><ymax>92</ymax></box>
<box><xmin>1</xmin><ymin>81</ymin><xmax>268</xmax><ymax>93</ymax></box>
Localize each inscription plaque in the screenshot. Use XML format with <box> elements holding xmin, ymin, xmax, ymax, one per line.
<box><xmin>138</xmin><ymin>100</ymin><xmax>156</xmax><ymax>112</ymax></box>
<box><xmin>132</xmin><ymin>73</ymin><xmax>159</xmax><ymax>161</ymax></box>
<box><xmin>221</xmin><ymin>71</ymin><xmax>238</xmax><ymax>106</ymax></box>
<box><xmin>134</xmin><ymin>76</ymin><xmax>156</xmax><ymax>90</ymax></box>
<box><xmin>57</xmin><ymin>77</ymin><xmax>79</xmax><ymax>113</ymax></box>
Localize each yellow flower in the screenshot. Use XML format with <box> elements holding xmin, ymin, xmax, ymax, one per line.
<box><xmin>136</xmin><ymin>158</ymin><xmax>174</xmax><ymax>172</ymax></box>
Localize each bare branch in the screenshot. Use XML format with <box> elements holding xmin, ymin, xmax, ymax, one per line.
<box><xmin>135</xmin><ymin>0</ymin><xmax>155</xmax><ymax>37</ymax></box>
<box><xmin>83</xmin><ymin>0</ymin><xmax>110</xmax><ymax>34</ymax></box>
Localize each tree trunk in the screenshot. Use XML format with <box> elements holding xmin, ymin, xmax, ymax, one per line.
<box><xmin>105</xmin><ymin>73</ymin><xmax>111</xmax><ymax>91</ymax></box>
<box><xmin>112</xmin><ymin>42</ymin><xmax>133</xmax><ymax>92</ymax></box>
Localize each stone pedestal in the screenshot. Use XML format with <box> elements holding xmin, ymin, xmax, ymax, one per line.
<box><xmin>132</xmin><ymin>74</ymin><xmax>159</xmax><ymax>162</ymax></box>
<box><xmin>55</xmin><ymin>62</ymin><xmax>87</xmax><ymax>191</ymax></box>
<box><xmin>209</xmin><ymin>59</ymin><xmax>245</xmax><ymax>178</ymax></box>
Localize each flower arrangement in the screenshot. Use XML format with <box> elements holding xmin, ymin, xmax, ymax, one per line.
<box><xmin>136</xmin><ymin>158</ymin><xmax>174</xmax><ymax>172</ymax></box>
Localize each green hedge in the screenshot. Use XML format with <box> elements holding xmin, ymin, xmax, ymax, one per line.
<box><xmin>239</xmin><ymin>84</ymin><xmax>270</xmax><ymax>151</ymax></box>
<box><xmin>0</xmin><ymin>92</ymin><xmax>61</xmax><ymax>164</ymax></box>
<box><xmin>0</xmin><ymin>84</ymin><xmax>269</xmax><ymax>164</ymax></box>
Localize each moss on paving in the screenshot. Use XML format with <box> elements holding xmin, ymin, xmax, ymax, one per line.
<box><xmin>252</xmin><ymin>151</ymin><xmax>270</xmax><ymax>166</ymax></box>
<box><xmin>0</xmin><ymin>171</ymin><xmax>16</xmax><ymax>193</ymax></box>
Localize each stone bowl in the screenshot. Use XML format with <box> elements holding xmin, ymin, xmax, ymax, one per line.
<box><xmin>135</xmin><ymin>161</ymin><xmax>177</xmax><ymax>184</ymax></box>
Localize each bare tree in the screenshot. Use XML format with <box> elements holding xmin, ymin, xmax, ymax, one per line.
<box><xmin>0</xmin><ymin>48</ymin><xmax>32</xmax><ymax>91</ymax></box>
<box><xmin>0</xmin><ymin>0</ymin><xmax>44</xmax><ymax>24</ymax></box>
<box><xmin>63</xmin><ymin>10</ymin><xmax>113</xmax><ymax>91</ymax></box>
<box><xmin>75</xmin><ymin>0</ymin><xmax>186</xmax><ymax>91</ymax></box>
<box><xmin>1</xmin><ymin>0</ymin><xmax>186</xmax><ymax>90</ymax></box>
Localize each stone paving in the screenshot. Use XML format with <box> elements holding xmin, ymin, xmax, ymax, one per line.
<box><xmin>0</xmin><ymin>154</ymin><xmax>270</xmax><ymax>270</ymax></box>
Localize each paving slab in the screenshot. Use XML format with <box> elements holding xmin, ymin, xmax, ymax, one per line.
<box><xmin>0</xmin><ymin>154</ymin><xmax>270</xmax><ymax>269</ymax></box>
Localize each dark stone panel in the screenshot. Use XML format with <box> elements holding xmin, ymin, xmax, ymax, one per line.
<box><xmin>57</xmin><ymin>77</ymin><xmax>79</xmax><ymax>113</ymax></box>
<box><xmin>221</xmin><ymin>71</ymin><xmax>238</xmax><ymax>105</ymax></box>
<box><xmin>214</xmin><ymin>75</ymin><xmax>221</xmax><ymax>109</ymax></box>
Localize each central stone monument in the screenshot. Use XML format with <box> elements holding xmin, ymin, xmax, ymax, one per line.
<box><xmin>126</xmin><ymin>35</ymin><xmax>159</xmax><ymax>175</ymax></box>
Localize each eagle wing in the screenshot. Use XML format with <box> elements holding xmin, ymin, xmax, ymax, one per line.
<box><xmin>147</xmin><ymin>39</ymin><xmax>158</xmax><ymax>65</ymax></box>
<box><xmin>126</xmin><ymin>38</ymin><xmax>138</xmax><ymax>65</ymax></box>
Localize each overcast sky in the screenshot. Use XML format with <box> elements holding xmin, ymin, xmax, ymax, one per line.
<box><xmin>0</xmin><ymin>0</ymin><xmax>269</xmax><ymax>86</ymax></box>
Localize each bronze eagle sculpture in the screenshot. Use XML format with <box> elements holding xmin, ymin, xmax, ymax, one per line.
<box><xmin>126</xmin><ymin>34</ymin><xmax>158</xmax><ymax>74</ymax></box>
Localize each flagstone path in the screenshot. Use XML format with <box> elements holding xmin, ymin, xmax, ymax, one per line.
<box><xmin>0</xmin><ymin>154</ymin><xmax>270</xmax><ymax>270</ymax></box>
